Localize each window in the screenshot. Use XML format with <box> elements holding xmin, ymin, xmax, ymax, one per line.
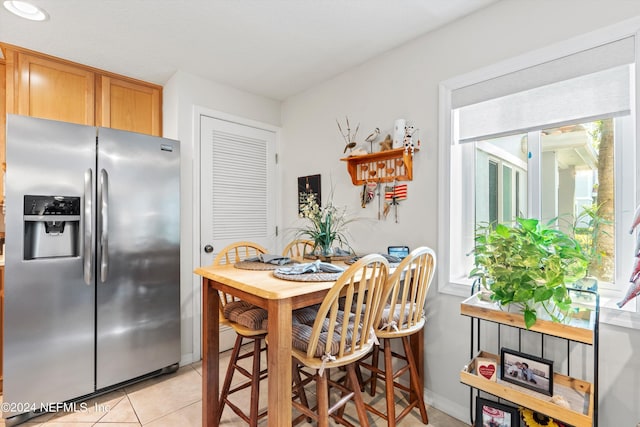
<box><xmin>439</xmin><ymin>34</ymin><xmax>639</xmax><ymax>323</ymax></box>
<box><xmin>472</xmin><ymin>120</ymin><xmax>626</xmax><ymax>288</ymax></box>
<box><xmin>475</xmin><ymin>134</ymin><xmax>528</xmax><ymax>226</ymax></box>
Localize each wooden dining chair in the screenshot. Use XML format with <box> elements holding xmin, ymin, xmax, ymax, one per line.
<box><xmin>282</xmin><ymin>238</ymin><xmax>314</xmax><ymax>260</ymax></box>
<box><xmin>213</xmin><ymin>241</ymin><xmax>269</xmax><ymax>426</ymax></box>
<box><xmin>358</xmin><ymin>246</ymin><xmax>436</xmax><ymax>426</ymax></box>
<box><xmin>290</xmin><ymin>254</ymin><xmax>389</xmax><ymax>427</ymax></box>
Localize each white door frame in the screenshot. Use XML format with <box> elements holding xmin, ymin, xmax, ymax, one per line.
<box><xmin>191</xmin><ymin>106</ymin><xmax>281</xmax><ymax>360</ymax></box>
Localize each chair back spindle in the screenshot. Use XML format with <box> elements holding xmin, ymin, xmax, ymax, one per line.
<box><xmin>282</xmin><ymin>239</ymin><xmax>314</xmax><ymax>260</ymax></box>
<box><xmin>303</xmin><ymin>254</ymin><xmax>389</xmax><ymax>362</ymax></box>
<box><xmin>376</xmin><ymin>246</ymin><xmax>436</xmax><ymax>337</ymax></box>
<box><xmin>212</xmin><ymin>241</ymin><xmax>268</xmax><ymax>314</ymax></box>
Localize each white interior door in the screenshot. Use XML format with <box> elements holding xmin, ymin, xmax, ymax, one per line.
<box><xmin>200</xmin><ymin>115</ymin><xmax>277</xmax><ymax>263</ymax></box>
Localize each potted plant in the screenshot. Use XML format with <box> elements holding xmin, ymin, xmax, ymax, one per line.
<box><xmin>470</xmin><ymin>217</ymin><xmax>589</xmax><ymax>329</ymax></box>
<box><xmin>296</xmin><ymin>192</ymin><xmax>353</xmax><ymax>261</ymax></box>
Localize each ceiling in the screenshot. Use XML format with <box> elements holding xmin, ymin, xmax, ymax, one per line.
<box><xmin>0</xmin><ymin>0</ymin><xmax>498</xmax><ymax>100</ymax></box>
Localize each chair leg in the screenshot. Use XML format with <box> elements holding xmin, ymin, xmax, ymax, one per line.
<box><xmin>249</xmin><ymin>337</ymin><xmax>262</xmax><ymax>427</ymax></box>
<box><xmin>217</xmin><ymin>333</ymin><xmax>268</xmax><ymax>426</ymax></box>
<box><xmin>292</xmin><ymin>361</ymin><xmax>312</xmax><ymax>422</ymax></box>
<box><xmin>316</xmin><ymin>371</ymin><xmax>330</xmax><ymax>427</ymax></box>
<box><xmin>369</xmin><ymin>343</ymin><xmax>380</xmax><ymax>396</ymax></box>
<box><xmin>355</xmin><ymin>360</ymin><xmax>366</xmax><ymax>392</ymax></box>
<box><xmin>347</xmin><ymin>364</ymin><xmax>370</xmax><ymax>427</ymax></box>
<box><xmin>402</xmin><ymin>336</ymin><xmax>429</xmax><ymax>424</ymax></box>
<box><xmin>217</xmin><ymin>334</ymin><xmax>244</xmax><ymax>423</ymax></box>
<box><xmin>383</xmin><ymin>339</ymin><xmax>397</xmax><ymax>427</ymax></box>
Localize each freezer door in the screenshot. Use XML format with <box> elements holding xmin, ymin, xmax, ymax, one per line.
<box><xmin>4</xmin><ymin>115</ymin><xmax>96</xmax><ymax>412</ymax></box>
<box><xmin>95</xmin><ymin>128</ymin><xmax>180</xmax><ymax>389</ymax></box>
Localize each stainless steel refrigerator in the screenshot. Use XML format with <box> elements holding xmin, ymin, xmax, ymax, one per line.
<box><xmin>4</xmin><ymin>115</ymin><xmax>180</xmax><ymax>423</ymax></box>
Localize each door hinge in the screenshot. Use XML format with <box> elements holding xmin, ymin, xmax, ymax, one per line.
<box><xmin>275</xmin><ymin>153</ymin><xmax>279</xmax><ymax>164</ymax></box>
<box><xmin>275</xmin><ymin>226</ymin><xmax>279</xmax><ymax>236</ymax></box>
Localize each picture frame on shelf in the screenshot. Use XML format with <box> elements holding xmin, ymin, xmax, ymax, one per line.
<box><xmin>474</xmin><ymin>396</ymin><xmax>518</xmax><ymax>427</ymax></box>
<box><xmin>500</xmin><ymin>347</ymin><xmax>554</xmax><ymax>396</ymax></box>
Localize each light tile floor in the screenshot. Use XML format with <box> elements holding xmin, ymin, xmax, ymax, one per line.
<box><xmin>1</xmin><ymin>346</ymin><xmax>468</xmax><ymax>427</ymax></box>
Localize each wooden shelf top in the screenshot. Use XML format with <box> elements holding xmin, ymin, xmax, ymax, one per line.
<box><xmin>461</xmin><ymin>293</ymin><xmax>596</xmax><ymax>344</ymax></box>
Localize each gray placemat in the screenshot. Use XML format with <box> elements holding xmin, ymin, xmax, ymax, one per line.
<box><xmin>303</xmin><ymin>254</ymin><xmax>353</xmax><ymax>261</ymax></box>
<box><xmin>234</xmin><ymin>260</ymin><xmax>298</xmax><ymax>271</ymax></box>
<box><xmin>272</xmin><ymin>270</ymin><xmax>342</xmax><ymax>282</ymax></box>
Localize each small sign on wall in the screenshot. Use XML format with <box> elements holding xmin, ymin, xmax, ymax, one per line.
<box><xmin>298</xmin><ymin>174</ymin><xmax>321</xmax><ymax>214</ymax></box>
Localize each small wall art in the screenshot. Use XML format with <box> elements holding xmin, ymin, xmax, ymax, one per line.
<box><xmin>298</xmin><ymin>174</ymin><xmax>321</xmax><ymax>214</ymax></box>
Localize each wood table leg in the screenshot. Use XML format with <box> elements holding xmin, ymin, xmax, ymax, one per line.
<box><xmin>202</xmin><ymin>278</ymin><xmax>220</xmax><ymax>426</ymax></box>
<box><xmin>267</xmin><ymin>298</ymin><xmax>293</xmax><ymax>427</ymax></box>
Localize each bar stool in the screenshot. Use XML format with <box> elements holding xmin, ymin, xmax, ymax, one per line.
<box><xmin>213</xmin><ymin>241</ymin><xmax>269</xmax><ymax>426</ymax></box>
<box><xmin>290</xmin><ymin>254</ymin><xmax>389</xmax><ymax>427</ymax></box>
<box><xmin>358</xmin><ymin>246</ymin><xmax>436</xmax><ymax>426</ymax></box>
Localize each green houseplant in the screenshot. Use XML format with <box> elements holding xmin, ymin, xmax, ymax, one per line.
<box><xmin>296</xmin><ymin>192</ymin><xmax>353</xmax><ymax>259</ymax></box>
<box><xmin>470</xmin><ymin>217</ymin><xmax>589</xmax><ymax>329</ymax></box>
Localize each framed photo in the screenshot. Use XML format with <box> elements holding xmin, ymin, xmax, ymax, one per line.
<box><xmin>500</xmin><ymin>347</ymin><xmax>554</xmax><ymax>396</ymax></box>
<box><xmin>475</xmin><ymin>397</ymin><xmax>518</xmax><ymax>427</ymax></box>
<box><xmin>298</xmin><ymin>174</ymin><xmax>321</xmax><ymax>214</ymax></box>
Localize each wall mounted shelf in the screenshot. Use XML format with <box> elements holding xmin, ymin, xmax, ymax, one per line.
<box><xmin>340</xmin><ymin>147</ymin><xmax>417</xmax><ymax>185</ymax></box>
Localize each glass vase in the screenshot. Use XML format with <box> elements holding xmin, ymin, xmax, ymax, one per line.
<box><xmin>314</xmin><ymin>244</ymin><xmax>334</xmax><ymax>262</ymax></box>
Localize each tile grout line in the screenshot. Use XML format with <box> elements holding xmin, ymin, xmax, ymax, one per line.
<box><xmin>124</xmin><ymin>392</ymin><xmax>143</xmax><ymax>427</ymax></box>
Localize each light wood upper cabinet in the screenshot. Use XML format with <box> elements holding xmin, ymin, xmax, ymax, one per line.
<box><xmin>12</xmin><ymin>51</ymin><xmax>95</xmax><ymax>125</ymax></box>
<box><xmin>2</xmin><ymin>43</ymin><xmax>162</xmax><ymax>136</ymax></box>
<box><xmin>97</xmin><ymin>75</ymin><xmax>162</xmax><ymax>136</ymax></box>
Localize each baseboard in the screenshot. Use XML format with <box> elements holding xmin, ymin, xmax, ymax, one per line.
<box><xmin>424</xmin><ymin>388</ymin><xmax>469</xmax><ymax>424</ymax></box>
<box><xmin>180</xmin><ymin>352</ymin><xmax>196</xmax><ymax>366</ymax></box>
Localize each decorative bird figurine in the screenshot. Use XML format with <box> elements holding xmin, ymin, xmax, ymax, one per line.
<box><xmin>364</xmin><ymin>127</ymin><xmax>380</xmax><ymax>152</ymax></box>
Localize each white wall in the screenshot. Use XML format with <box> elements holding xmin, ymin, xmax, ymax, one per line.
<box><xmin>281</xmin><ymin>1</ymin><xmax>640</xmax><ymax>424</ymax></box>
<box><xmin>163</xmin><ymin>70</ymin><xmax>281</xmax><ymax>365</ymax></box>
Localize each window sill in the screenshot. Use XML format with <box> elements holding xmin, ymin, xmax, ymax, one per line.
<box><xmin>598</xmin><ymin>288</ymin><xmax>640</xmax><ymax>329</ymax></box>
<box><xmin>439</xmin><ymin>280</ymin><xmax>640</xmax><ymax>330</ymax></box>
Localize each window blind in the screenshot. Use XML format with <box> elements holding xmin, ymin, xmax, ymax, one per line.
<box><xmin>453</xmin><ymin>36</ymin><xmax>634</xmax><ymax>142</ymax></box>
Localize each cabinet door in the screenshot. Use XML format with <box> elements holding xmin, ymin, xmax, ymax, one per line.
<box><xmin>16</xmin><ymin>52</ymin><xmax>95</xmax><ymax>125</ymax></box>
<box><xmin>97</xmin><ymin>76</ymin><xmax>161</xmax><ymax>136</ymax></box>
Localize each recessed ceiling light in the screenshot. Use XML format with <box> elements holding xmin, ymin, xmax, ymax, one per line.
<box><xmin>3</xmin><ymin>1</ymin><xmax>48</xmax><ymax>21</ymax></box>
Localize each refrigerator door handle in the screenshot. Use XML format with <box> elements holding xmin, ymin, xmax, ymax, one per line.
<box><xmin>83</xmin><ymin>169</ymin><xmax>93</xmax><ymax>285</ymax></box>
<box><xmin>99</xmin><ymin>169</ymin><xmax>109</xmax><ymax>282</ymax></box>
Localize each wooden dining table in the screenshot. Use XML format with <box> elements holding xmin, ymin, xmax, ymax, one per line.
<box><xmin>194</xmin><ymin>262</ymin><xmax>425</xmax><ymax>427</ymax></box>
